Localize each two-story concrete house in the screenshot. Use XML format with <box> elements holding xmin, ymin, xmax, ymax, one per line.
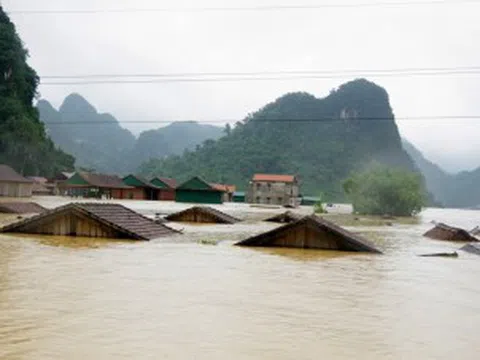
<box><xmin>247</xmin><ymin>174</ymin><xmax>300</xmax><ymax>207</ymax></box>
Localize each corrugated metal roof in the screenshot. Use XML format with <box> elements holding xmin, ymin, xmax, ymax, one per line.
<box><xmin>0</xmin><ymin>165</ymin><xmax>33</xmax><ymax>183</ymax></box>
<box><xmin>1</xmin><ymin>203</ymin><xmax>179</xmax><ymax>240</ymax></box>
<box><xmin>252</xmin><ymin>174</ymin><xmax>296</xmax><ymax>183</ymax></box>
<box><xmin>0</xmin><ymin>202</ymin><xmax>46</xmax><ymax>214</ymax></box>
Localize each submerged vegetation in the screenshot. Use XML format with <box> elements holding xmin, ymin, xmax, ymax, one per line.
<box><xmin>343</xmin><ymin>165</ymin><xmax>425</xmax><ymax>217</ymax></box>
<box><xmin>0</xmin><ymin>7</ymin><xmax>74</xmax><ymax>176</ymax></box>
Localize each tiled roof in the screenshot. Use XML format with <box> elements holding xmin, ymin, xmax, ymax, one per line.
<box><xmin>165</xmin><ymin>206</ymin><xmax>240</xmax><ymax>224</ymax></box>
<box><xmin>79</xmin><ymin>172</ymin><xmax>132</xmax><ymax>189</ymax></box>
<box><xmin>1</xmin><ymin>203</ymin><xmax>179</xmax><ymax>240</ymax></box>
<box><xmin>236</xmin><ymin>215</ymin><xmax>381</xmax><ymax>253</ymax></box>
<box><xmin>0</xmin><ymin>202</ymin><xmax>46</xmax><ymax>214</ymax></box>
<box><xmin>0</xmin><ymin>165</ymin><xmax>33</xmax><ymax>183</ymax></box>
<box><xmin>252</xmin><ymin>174</ymin><xmax>296</xmax><ymax>183</ymax></box>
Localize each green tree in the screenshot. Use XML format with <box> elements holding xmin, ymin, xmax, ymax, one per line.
<box><xmin>0</xmin><ymin>7</ymin><xmax>74</xmax><ymax>176</ymax></box>
<box><xmin>343</xmin><ymin>165</ymin><xmax>425</xmax><ymax>216</ymax></box>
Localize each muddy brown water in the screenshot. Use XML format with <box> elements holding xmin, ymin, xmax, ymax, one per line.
<box><xmin>1</xmin><ymin>198</ymin><xmax>479</xmax><ymax>359</ymax></box>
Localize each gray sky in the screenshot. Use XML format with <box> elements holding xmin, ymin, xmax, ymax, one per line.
<box><xmin>4</xmin><ymin>0</ymin><xmax>480</xmax><ymax>173</ymax></box>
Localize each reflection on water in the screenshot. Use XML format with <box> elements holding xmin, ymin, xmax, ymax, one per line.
<box><xmin>1</xmin><ymin>199</ymin><xmax>480</xmax><ymax>359</ymax></box>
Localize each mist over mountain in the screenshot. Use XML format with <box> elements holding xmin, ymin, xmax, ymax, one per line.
<box><xmin>38</xmin><ymin>94</ymin><xmax>224</xmax><ymax>173</ymax></box>
<box><xmin>403</xmin><ymin>139</ymin><xmax>480</xmax><ymax>208</ymax></box>
<box><xmin>140</xmin><ymin>79</ymin><xmax>417</xmax><ymax>200</ymax></box>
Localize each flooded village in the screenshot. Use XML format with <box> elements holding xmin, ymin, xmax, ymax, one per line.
<box><xmin>2</xmin><ymin>1</ymin><xmax>480</xmax><ymax>358</ymax></box>
<box><xmin>1</xmin><ymin>163</ymin><xmax>480</xmax><ymax>359</ymax></box>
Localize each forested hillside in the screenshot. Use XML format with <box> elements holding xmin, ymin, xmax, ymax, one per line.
<box><xmin>38</xmin><ymin>94</ymin><xmax>136</xmax><ymax>174</ymax></box>
<box><xmin>140</xmin><ymin>79</ymin><xmax>416</xmax><ymax>199</ymax></box>
<box><xmin>39</xmin><ymin>96</ymin><xmax>224</xmax><ymax>174</ymax></box>
<box><xmin>403</xmin><ymin>139</ymin><xmax>480</xmax><ymax>208</ymax></box>
<box><xmin>0</xmin><ymin>7</ymin><xmax>74</xmax><ymax>176</ymax></box>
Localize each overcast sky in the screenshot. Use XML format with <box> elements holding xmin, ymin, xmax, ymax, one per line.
<box><xmin>3</xmin><ymin>0</ymin><xmax>480</xmax><ymax>173</ymax></box>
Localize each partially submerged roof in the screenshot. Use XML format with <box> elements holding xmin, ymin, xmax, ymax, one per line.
<box><xmin>165</xmin><ymin>206</ymin><xmax>240</xmax><ymax>224</ymax></box>
<box><xmin>0</xmin><ymin>203</ymin><xmax>178</xmax><ymax>240</ymax></box>
<box><xmin>236</xmin><ymin>215</ymin><xmax>381</xmax><ymax>253</ymax></box>
<box><xmin>66</xmin><ymin>172</ymin><xmax>132</xmax><ymax>189</ymax></box>
<box><xmin>460</xmin><ymin>243</ymin><xmax>480</xmax><ymax>256</ymax></box>
<box><xmin>471</xmin><ymin>226</ymin><xmax>480</xmax><ymax>236</ymax></box>
<box><xmin>0</xmin><ymin>202</ymin><xmax>46</xmax><ymax>214</ymax></box>
<box><xmin>27</xmin><ymin>176</ymin><xmax>48</xmax><ymax>184</ymax></box>
<box><xmin>423</xmin><ymin>223</ymin><xmax>479</xmax><ymax>242</ymax></box>
<box><xmin>0</xmin><ymin>165</ymin><xmax>33</xmax><ymax>183</ymax></box>
<box><xmin>264</xmin><ymin>211</ymin><xmax>303</xmax><ymax>224</ymax></box>
<box><xmin>252</xmin><ymin>174</ymin><xmax>296</xmax><ymax>183</ymax></box>
<box><xmin>151</xmin><ymin>177</ymin><xmax>177</xmax><ymax>189</ymax></box>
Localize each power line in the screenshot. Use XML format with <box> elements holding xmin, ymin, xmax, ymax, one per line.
<box><xmin>39</xmin><ymin>69</ymin><xmax>480</xmax><ymax>85</ymax></box>
<box><xmin>8</xmin><ymin>0</ymin><xmax>480</xmax><ymax>14</ymax></box>
<box><xmin>41</xmin><ymin>116</ymin><xmax>480</xmax><ymax>125</ymax></box>
<box><xmin>39</xmin><ymin>66</ymin><xmax>480</xmax><ymax>80</ymax></box>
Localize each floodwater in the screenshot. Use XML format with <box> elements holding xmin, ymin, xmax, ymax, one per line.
<box><xmin>1</xmin><ymin>197</ymin><xmax>480</xmax><ymax>360</ymax></box>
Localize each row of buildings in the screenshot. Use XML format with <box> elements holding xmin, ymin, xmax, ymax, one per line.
<box><xmin>0</xmin><ymin>164</ymin><xmax>301</xmax><ymax>206</ymax></box>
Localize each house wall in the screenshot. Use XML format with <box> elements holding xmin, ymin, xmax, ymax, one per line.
<box><xmin>247</xmin><ymin>181</ymin><xmax>299</xmax><ymax>206</ymax></box>
<box><xmin>0</xmin><ymin>181</ymin><xmax>33</xmax><ymax>197</ymax></box>
<box><xmin>123</xmin><ymin>188</ymin><xmax>146</xmax><ymax>200</ymax></box>
<box><xmin>159</xmin><ymin>189</ymin><xmax>176</xmax><ymax>201</ymax></box>
<box><xmin>176</xmin><ymin>190</ymin><xmax>223</xmax><ymax>204</ymax></box>
<box><xmin>13</xmin><ymin>211</ymin><xmax>122</xmax><ymax>238</ymax></box>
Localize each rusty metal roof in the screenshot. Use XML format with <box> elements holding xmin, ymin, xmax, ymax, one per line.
<box><xmin>1</xmin><ymin>203</ymin><xmax>179</xmax><ymax>240</ymax></box>
<box><xmin>0</xmin><ymin>202</ymin><xmax>46</xmax><ymax>214</ymax></box>
<box><xmin>165</xmin><ymin>206</ymin><xmax>240</xmax><ymax>224</ymax></box>
<box><xmin>252</xmin><ymin>174</ymin><xmax>296</xmax><ymax>183</ymax></box>
<box><xmin>236</xmin><ymin>215</ymin><xmax>381</xmax><ymax>253</ymax></box>
<box><xmin>0</xmin><ymin>165</ymin><xmax>33</xmax><ymax>183</ymax></box>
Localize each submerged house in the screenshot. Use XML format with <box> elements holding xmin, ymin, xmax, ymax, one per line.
<box><xmin>150</xmin><ymin>177</ymin><xmax>177</xmax><ymax>201</ymax></box>
<box><xmin>27</xmin><ymin>176</ymin><xmax>53</xmax><ymax>195</ymax></box>
<box><xmin>122</xmin><ymin>174</ymin><xmax>163</xmax><ymax>200</ymax></box>
<box><xmin>424</xmin><ymin>223</ymin><xmax>479</xmax><ymax>242</ymax></box>
<box><xmin>62</xmin><ymin>172</ymin><xmax>132</xmax><ymax>199</ymax></box>
<box><xmin>0</xmin><ymin>203</ymin><xmax>178</xmax><ymax>240</ymax></box>
<box><xmin>264</xmin><ymin>211</ymin><xmax>302</xmax><ymax>224</ymax></box>
<box><xmin>165</xmin><ymin>206</ymin><xmax>240</xmax><ymax>224</ymax></box>
<box><xmin>236</xmin><ymin>215</ymin><xmax>381</xmax><ymax>253</ymax></box>
<box><xmin>175</xmin><ymin>177</ymin><xmax>225</xmax><ymax>204</ymax></box>
<box><xmin>0</xmin><ymin>164</ymin><xmax>33</xmax><ymax>198</ymax></box>
<box><xmin>0</xmin><ymin>202</ymin><xmax>46</xmax><ymax>214</ymax></box>
<box><xmin>247</xmin><ymin>174</ymin><xmax>300</xmax><ymax>207</ymax></box>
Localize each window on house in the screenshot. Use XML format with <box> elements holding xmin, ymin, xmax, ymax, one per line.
<box><xmin>256</xmin><ymin>183</ymin><xmax>261</xmax><ymax>191</ymax></box>
<box><xmin>256</xmin><ymin>196</ymin><xmax>260</xmax><ymax>203</ymax></box>
<box><xmin>278</xmin><ymin>197</ymin><xmax>283</xmax><ymax>204</ymax></box>
<box><xmin>267</xmin><ymin>183</ymin><xmax>271</xmax><ymax>191</ymax></box>
<box><xmin>266</xmin><ymin>197</ymin><xmax>271</xmax><ymax>204</ymax></box>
